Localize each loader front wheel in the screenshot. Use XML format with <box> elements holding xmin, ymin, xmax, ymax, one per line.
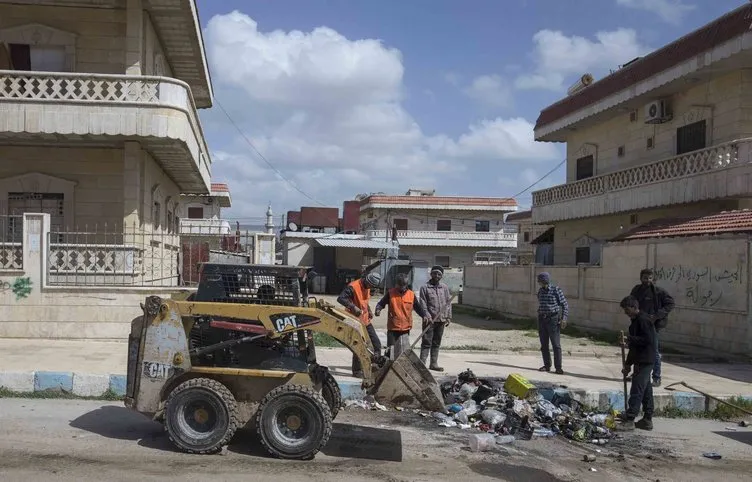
<box><xmin>321</xmin><ymin>371</ymin><xmax>342</xmax><ymax>420</ymax></box>
<box><xmin>256</xmin><ymin>384</ymin><xmax>332</xmax><ymax>460</ymax></box>
<box><xmin>164</xmin><ymin>378</ymin><xmax>238</xmax><ymax>454</ymax></box>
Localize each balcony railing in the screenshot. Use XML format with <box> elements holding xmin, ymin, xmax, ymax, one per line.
<box><xmin>0</xmin><ymin>70</ymin><xmax>211</xmax><ymax>183</ymax></box>
<box><xmin>366</xmin><ymin>230</ymin><xmax>517</xmax><ymax>241</ymax></box>
<box><xmin>180</xmin><ymin>219</ymin><xmax>232</xmax><ymax>236</ymax></box>
<box><xmin>532</xmin><ymin>139</ymin><xmax>744</xmax><ymax>207</ymax></box>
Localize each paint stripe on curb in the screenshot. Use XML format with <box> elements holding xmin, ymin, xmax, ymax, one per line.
<box><xmin>2</xmin><ymin>371</ymin><xmax>750</xmax><ymax>417</ymax></box>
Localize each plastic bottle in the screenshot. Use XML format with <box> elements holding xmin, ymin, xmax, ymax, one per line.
<box><xmin>456</xmin><ymin>410</ymin><xmax>469</xmax><ymax>424</ymax></box>
<box><xmin>533</xmin><ymin>428</ymin><xmax>555</xmax><ymax>438</ymax></box>
<box><xmin>469</xmin><ymin>433</ymin><xmax>496</xmax><ymax>452</ymax></box>
<box><xmin>495</xmin><ymin>435</ymin><xmax>515</xmax><ymax>445</ymax></box>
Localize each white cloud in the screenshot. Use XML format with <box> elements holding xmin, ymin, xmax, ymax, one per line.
<box><xmin>202</xmin><ymin>11</ymin><xmax>559</xmax><ymax>219</ymax></box>
<box><xmin>616</xmin><ymin>0</ymin><xmax>695</xmax><ymax>25</ymax></box>
<box><xmin>515</xmin><ymin>28</ymin><xmax>652</xmax><ymax>91</ymax></box>
<box><xmin>443</xmin><ymin>71</ymin><xmax>462</xmax><ymax>86</ymax></box>
<box><xmin>463</xmin><ymin>75</ymin><xmax>512</xmax><ymax>108</ymax></box>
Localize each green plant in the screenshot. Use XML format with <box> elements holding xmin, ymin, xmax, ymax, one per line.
<box><xmin>311</xmin><ymin>332</ymin><xmax>341</xmax><ymax>348</ymax></box>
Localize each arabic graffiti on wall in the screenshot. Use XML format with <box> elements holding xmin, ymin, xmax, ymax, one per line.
<box><xmin>0</xmin><ymin>276</ymin><xmax>33</xmax><ymax>301</ymax></box>
<box><xmin>654</xmin><ymin>263</ymin><xmax>744</xmax><ymax>310</ymax></box>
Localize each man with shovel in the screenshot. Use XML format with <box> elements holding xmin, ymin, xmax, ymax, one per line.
<box><xmin>337</xmin><ymin>271</ymin><xmax>383</xmax><ymax>378</ymax></box>
<box><xmin>374</xmin><ymin>273</ymin><xmax>429</xmax><ymax>359</ymax></box>
<box><xmin>618</xmin><ymin>295</ymin><xmax>657</xmax><ymax>431</ymax></box>
<box><xmin>418</xmin><ymin>266</ymin><xmax>453</xmax><ymax>372</ymax></box>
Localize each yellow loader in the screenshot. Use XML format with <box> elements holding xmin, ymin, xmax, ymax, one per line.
<box><xmin>124</xmin><ymin>264</ymin><xmax>444</xmax><ymax>460</ymax></box>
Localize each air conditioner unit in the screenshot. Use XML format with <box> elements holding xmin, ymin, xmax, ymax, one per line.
<box><xmin>644</xmin><ymin>99</ymin><xmax>672</xmax><ymax>124</ymax></box>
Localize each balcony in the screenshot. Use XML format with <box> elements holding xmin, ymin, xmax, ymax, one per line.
<box><xmin>180</xmin><ymin>219</ymin><xmax>232</xmax><ymax>236</ymax></box>
<box><xmin>366</xmin><ymin>230</ymin><xmax>517</xmax><ymax>248</ymax></box>
<box><xmin>0</xmin><ymin>70</ymin><xmax>211</xmax><ymax>193</ymax></box>
<box><xmin>532</xmin><ymin>139</ymin><xmax>752</xmax><ymax>224</ymax></box>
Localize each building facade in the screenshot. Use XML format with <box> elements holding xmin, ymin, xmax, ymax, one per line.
<box><xmin>179</xmin><ymin>182</ymin><xmax>232</xmax><ymax>235</ymax></box>
<box><xmin>530</xmin><ymin>4</ymin><xmax>752</xmax><ymax>265</ymax></box>
<box><xmin>503</xmin><ymin>210</ymin><xmax>551</xmax><ymax>264</ymax></box>
<box><xmin>360</xmin><ymin>189</ymin><xmax>518</xmax><ymax>268</ymax></box>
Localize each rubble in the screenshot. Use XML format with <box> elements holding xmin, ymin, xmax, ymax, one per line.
<box><xmin>436</xmin><ymin>369</ymin><xmax>620</xmax><ymax>445</ymax></box>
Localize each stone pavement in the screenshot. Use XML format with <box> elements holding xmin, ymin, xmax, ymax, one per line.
<box><xmin>0</xmin><ymin>338</ymin><xmax>750</xmax><ymax>413</ymax></box>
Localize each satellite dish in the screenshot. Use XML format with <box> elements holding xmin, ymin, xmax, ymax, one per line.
<box><xmin>288</xmin><ymin>222</ymin><xmax>298</xmax><ymax>232</ymax></box>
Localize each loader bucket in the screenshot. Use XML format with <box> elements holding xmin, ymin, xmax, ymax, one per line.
<box><xmin>368</xmin><ymin>349</ymin><xmax>445</xmax><ymax>412</ymax></box>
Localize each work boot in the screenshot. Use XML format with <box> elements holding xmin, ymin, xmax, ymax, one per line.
<box><xmin>652</xmin><ymin>378</ymin><xmax>661</xmax><ymax>387</ymax></box>
<box><xmin>429</xmin><ymin>351</ymin><xmax>444</xmax><ymax>372</ymax></box>
<box><xmin>635</xmin><ymin>418</ymin><xmax>653</xmax><ymax>431</ymax></box>
<box><xmin>420</xmin><ymin>348</ymin><xmax>430</xmax><ymax>366</ymax></box>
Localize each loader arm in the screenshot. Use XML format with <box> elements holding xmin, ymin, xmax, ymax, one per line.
<box><xmin>173</xmin><ymin>299</ymin><xmax>381</xmax><ymax>387</ymax></box>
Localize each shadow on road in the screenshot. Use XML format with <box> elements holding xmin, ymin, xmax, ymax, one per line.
<box><xmin>468</xmin><ymin>360</ymin><xmax>623</xmax><ymax>383</ymax></box>
<box><xmin>673</xmin><ymin>362</ymin><xmax>752</xmax><ymax>384</ymax></box>
<box><xmin>713</xmin><ymin>430</ymin><xmax>752</xmax><ymax>447</ymax></box>
<box><xmin>71</xmin><ymin>406</ymin><xmax>403</xmax><ymax>461</ymax></box>
<box><xmin>469</xmin><ymin>462</ymin><xmax>566</xmax><ymax>482</ymax></box>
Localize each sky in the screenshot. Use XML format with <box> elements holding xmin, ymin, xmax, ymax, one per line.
<box><xmin>195</xmin><ymin>0</ymin><xmax>745</xmax><ymax>224</ymax></box>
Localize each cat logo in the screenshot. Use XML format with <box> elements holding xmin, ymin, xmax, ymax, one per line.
<box><xmin>143</xmin><ymin>361</ymin><xmax>173</xmax><ymax>379</ymax></box>
<box><xmin>274</xmin><ymin>315</ymin><xmax>298</xmax><ymax>332</ymax></box>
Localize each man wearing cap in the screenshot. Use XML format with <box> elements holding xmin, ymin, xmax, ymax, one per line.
<box><xmin>536</xmin><ymin>272</ymin><xmax>568</xmax><ymax>375</ymax></box>
<box><xmin>419</xmin><ymin>265</ymin><xmax>453</xmax><ymax>372</ymax></box>
<box><xmin>337</xmin><ymin>271</ymin><xmax>383</xmax><ymax>378</ymax></box>
<box><xmin>374</xmin><ymin>273</ymin><xmax>428</xmax><ymax>359</ymax></box>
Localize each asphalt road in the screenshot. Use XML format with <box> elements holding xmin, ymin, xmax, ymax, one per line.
<box><xmin>0</xmin><ymin>398</ymin><xmax>750</xmax><ymax>481</ymax></box>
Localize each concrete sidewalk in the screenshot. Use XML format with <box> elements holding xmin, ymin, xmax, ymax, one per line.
<box><xmin>1</xmin><ymin>338</ymin><xmax>750</xmax><ymax>414</ymax></box>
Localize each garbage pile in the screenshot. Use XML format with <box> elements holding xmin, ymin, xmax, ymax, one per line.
<box><xmin>432</xmin><ymin>369</ymin><xmax>617</xmax><ymax>446</ymax></box>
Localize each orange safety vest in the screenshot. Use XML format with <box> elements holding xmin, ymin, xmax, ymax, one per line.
<box><xmin>387</xmin><ymin>288</ymin><xmax>415</xmax><ymax>332</ymax></box>
<box><xmin>348</xmin><ymin>279</ymin><xmax>371</xmax><ymax>326</ymax></box>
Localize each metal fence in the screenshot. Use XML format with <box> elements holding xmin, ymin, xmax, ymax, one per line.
<box><xmin>0</xmin><ymin>214</ymin><xmax>23</xmax><ymax>270</ymax></box>
<box><xmin>46</xmin><ymin>222</ymin><xmax>257</xmax><ymax>287</ymax></box>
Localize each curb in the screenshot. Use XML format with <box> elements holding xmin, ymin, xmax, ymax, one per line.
<box><xmin>1</xmin><ymin>371</ymin><xmax>749</xmax><ymax>417</ymax></box>
<box><xmin>0</xmin><ymin>370</ymin><xmax>366</xmax><ymax>401</ymax></box>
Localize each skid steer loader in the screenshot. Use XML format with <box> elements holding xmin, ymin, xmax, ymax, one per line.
<box><xmin>124</xmin><ymin>264</ymin><xmax>444</xmax><ymax>460</ymax></box>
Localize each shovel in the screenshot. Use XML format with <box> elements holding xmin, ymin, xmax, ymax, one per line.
<box><xmin>620</xmin><ymin>330</ymin><xmax>628</xmax><ymax>411</ymax></box>
<box><xmin>368</xmin><ymin>293</ymin><xmax>457</xmax><ymax>412</ymax></box>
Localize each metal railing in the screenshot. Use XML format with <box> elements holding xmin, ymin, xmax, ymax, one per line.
<box><xmin>532</xmin><ymin>139</ymin><xmax>746</xmax><ymax>206</ymax></box>
<box><xmin>45</xmin><ymin>223</ymin><xmax>258</xmax><ymax>287</ymax></box>
<box><xmin>365</xmin><ymin>229</ymin><xmax>517</xmax><ymax>241</ymax></box>
<box><xmin>0</xmin><ymin>214</ymin><xmax>23</xmax><ymax>270</ymax></box>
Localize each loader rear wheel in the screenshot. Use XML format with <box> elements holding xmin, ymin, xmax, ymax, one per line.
<box><xmin>164</xmin><ymin>378</ymin><xmax>238</xmax><ymax>454</ymax></box>
<box><xmin>321</xmin><ymin>371</ymin><xmax>342</xmax><ymax>420</ymax></box>
<box><xmin>255</xmin><ymin>384</ymin><xmax>332</xmax><ymax>460</ymax></box>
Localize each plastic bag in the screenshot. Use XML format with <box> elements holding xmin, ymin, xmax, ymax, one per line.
<box><xmin>459</xmin><ymin>383</ymin><xmax>478</xmax><ymax>400</ymax></box>
<box><xmin>481</xmin><ymin>409</ymin><xmax>506</xmax><ymax>426</ymax></box>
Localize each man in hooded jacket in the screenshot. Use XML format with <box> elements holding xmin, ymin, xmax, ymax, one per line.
<box><xmin>337</xmin><ymin>271</ymin><xmax>383</xmax><ymax>378</ymax></box>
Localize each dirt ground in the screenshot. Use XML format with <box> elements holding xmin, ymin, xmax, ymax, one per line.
<box><xmin>320</xmin><ymin>295</ymin><xmax>620</xmax><ymax>357</ymax></box>
<box><xmin>1</xmin><ymin>398</ymin><xmax>749</xmax><ymax>481</ymax></box>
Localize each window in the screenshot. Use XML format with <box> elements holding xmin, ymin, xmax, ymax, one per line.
<box><xmin>575</xmin><ymin>155</ymin><xmax>594</xmax><ymax>180</ymax></box>
<box><xmin>475</xmin><ymin>220</ymin><xmax>490</xmax><ymax>232</ymax></box>
<box><xmin>630</xmin><ymin>214</ymin><xmax>638</xmax><ymax>225</ymax></box>
<box><xmin>393</xmin><ymin>218</ymin><xmax>408</xmax><ymax>231</ymax></box>
<box><xmin>7</xmin><ymin>192</ymin><xmax>64</xmax><ymax>241</ymax></box>
<box><xmin>187</xmin><ymin>207</ymin><xmax>204</xmax><ymax>219</ymax></box>
<box><xmin>435</xmin><ymin>255</ymin><xmax>450</xmax><ymax>268</ymax></box>
<box><xmin>629</xmin><ymin>110</ymin><xmax>637</xmax><ymax>122</ymax></box>
<box><xmin>676</xmin><ymin>120</ymin><xmax>707</xmax><ymax>155</ymax></box>
<box><xmin>167</xmin><ymin>211</ymin><xmax>174</xmax><ymax>234</ymax></box>
<box><xmin>153</xmin><ymin>202</ymin><xmax>161</xmax><ymax>228</ymax></box>
<box><xmin>646</xmin><ymin>136</ymin><xmax>655</xmax><ymax>150</ymax></box>
<box><xmin>436</xmin><ymin>219</ymin><xmax>451</xmax><ymax>231</ymax></box>
<box><xmin>617</xmin><ymin>145</ymin><xmax>625</xmax><ymax>157</ymax></box>
<box><xmin>8</xmin><ymin>44</ymin><xmax>66</xmax><ymax>72</ymax></box>
<box><xmin>523</xmin><ymin>231</ymin><xmax>530</xmax><ymax>242</ymax></box>
<box><xmin>575</xmin><ymin>247</ymin><xmax>590</xmax><ymax>264</ymax></box>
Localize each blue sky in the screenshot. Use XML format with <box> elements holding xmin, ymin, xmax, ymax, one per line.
<box><xmin>194</xmin><ymin>0</ymin><xmax>745</xmax><ymax>222</ymax></box>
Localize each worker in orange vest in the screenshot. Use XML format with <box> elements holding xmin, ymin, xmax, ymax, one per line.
<box><xmin>375</xmin><ymin>274</ymin><xmax>429</xmax><ymax>359</ymax></box>
<box><xmin>336</xmin><ymin>271</ymin><xmax>383</xmax><ymax>378</ymax></box>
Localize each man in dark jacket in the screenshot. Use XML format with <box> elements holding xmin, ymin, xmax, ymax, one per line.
<box><xmin>630</xmin><ymin>268</ymin><xmax>675</xmax><ymax>387</ymax></box>
<box><xmin>618</xmin><ymin>295</ymin><xmax>657</xmax><ymax>431</ymax></box>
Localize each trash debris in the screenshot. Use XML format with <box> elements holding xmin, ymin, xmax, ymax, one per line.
<box><xmin>703</xmin><ymin>452</ymin><xmax>722</xmax><ymax>460</ymax></box>
<box><xmin>481</xmin><ymin>409</ymin><xmax>506</xmax><ymax>426</ymax></box>
<box><xmin>739</xmin><ymin>420</ymin><xmax>749</xmax><ymax>427</ymax></box>
<box><xmin>589</xmin><ymin>468</ymin><xmax>597</xmax><ymax>472</ymax></box>
<box><xmin>495</xmin><ymin>435</ymin><xmax>515</xmax><ymax>445</ymax></box>
<box><xmin>504</xmin><ymin>373</ymin><xmax>537</xmax><ymax>399</ymax></box>
<box><xmin>469</xmin><ymin>433</ymin><xmax>496</xmax><ymax>452</ymax></box>
<box><xmin>583</xmin><ymin>455</ymin><xmax>596</xmax><ymax>462</ymax></box>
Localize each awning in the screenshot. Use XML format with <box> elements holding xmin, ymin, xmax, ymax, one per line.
<box><xmin>315</xmin><ymin>238</ymin><xmax>394</xmax><ymax>249</ymax></box>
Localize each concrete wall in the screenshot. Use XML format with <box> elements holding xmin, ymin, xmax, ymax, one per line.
<box><xmin>564</xmin><ymin>71</ymin><xmax>746</xmax><ymax>181</ymax></box>
<box><xmin>361</xmin><ymin>208</ymin><xmax>508</xmax><ymax>233</ymax></box>
<box><xmin>0</xmin><ymin>146</ymin><xmax>124</xmax><ymax>230</ymax></box>
<box><xmin>463</xmin><ymin>236</ymin><xmax>751</xmax><ymax>355</ymax></box>
<box><xmin>552</xmin><ymin>201</ymin><xmax>737</xmax><ymax>265</ymax></box>
<box><xmin>284</xmin><ymin>237</ymin><xmax>314</xmax><ymax>266</ymax></box>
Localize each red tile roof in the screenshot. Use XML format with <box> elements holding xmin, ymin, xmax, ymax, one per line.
<box><xmin>611</xmin><ymin>210</ymin><xmax>752</xmax><ymax>242</ymax></box>
<box><xmin>362</xmin><ymin>195</ymin><xmax>517</xmax><ymax>208</ymax></box>
<box><xmin>505</xmin><ymin>210</ymin><xmax>532</xmax><ymax>222</ymax></box>
<box><xmin>210</xmin><ymin>183</ymin><xmax>230</xmax><ymax>192</ymax></box>
<box><xmin>535</xmin><ymin>4</ymin><xmax>752</xmax><ymax>132</ymax></box>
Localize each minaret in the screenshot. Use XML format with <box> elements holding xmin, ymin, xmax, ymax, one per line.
<box><xmin>265</xmin><ymin>203</ymin><xmax>274</xmax><ymax>234</ymax></box>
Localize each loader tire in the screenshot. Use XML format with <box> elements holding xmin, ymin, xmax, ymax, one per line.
<box><xmin>321</xmin><ymin>371</ymin><xmax>342</xmax><ymax>420</ymax></box>
<box><xmin>255</xmin><ymin>384</ymin><xmax>332</xmax><ymax>460</ymax></box>
<box><xmin>164</xmin><ymin>377</ymin><xmax>238</xmax><ymax>454</ymax></box>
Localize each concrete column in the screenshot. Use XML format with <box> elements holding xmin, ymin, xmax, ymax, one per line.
<box><xmin>123</xmin><ymin>142</ymin><xmax>143</xmax><ymax>231</ymax></box>
<box><xmin>125</xmin><ymin>0</ymin><xmax>144</xmax><ymax>75</ymax></box>
<box><xmin>21</xmin><ymin>213</ymin><xmax>49</xmax><ymax>299</ymax></box>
